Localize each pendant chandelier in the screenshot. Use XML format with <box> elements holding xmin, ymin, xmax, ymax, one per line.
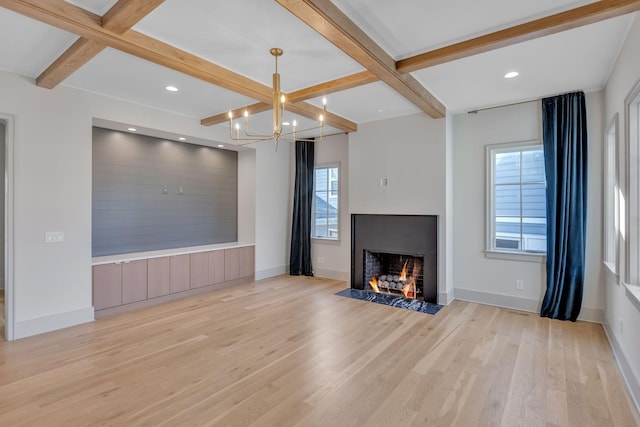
<box><xmin>227</xmin><ymin>48</ymin><xmax>327</xmax><ymax>149</ymax></box>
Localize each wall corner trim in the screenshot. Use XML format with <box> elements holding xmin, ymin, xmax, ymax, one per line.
<box><xmin>14</xmin><ymin>307</ymin><xmax>95</xmax><ymax>339</ymax></box>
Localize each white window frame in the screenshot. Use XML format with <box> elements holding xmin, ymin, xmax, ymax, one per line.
<box><xmin>312</xmin><ymin>163</ymin><xmax>340</xmax><ymax>241</ymax></box>
<box><xmin>485</xmin><ymin>140</ymin><xmax>546</xmax><ymax>263</ymax></box>
<box><xmin>626</xmin><ymin>79</ymin><xmax>640</xmax><ymax>289</ymax></box>
<box><xmin>603</xmin><ymin>114</ymin><xmax>619</xmax><ymax>277</ymax></box>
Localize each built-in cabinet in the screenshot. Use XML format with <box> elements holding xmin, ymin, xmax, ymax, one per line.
<box><xmin>93</xmin><ymin>246</ymin><xmax>254</xmax><ymax>314</ymax></box>
<box><xmin>122</xmin><ymin>260</ymin><xmax>147</xmax><ymax>304</ymax></box>
<box><xmin>148</xmin><ymin>257</ymin><xmax>171</xmax><ymax>298</ymax></box>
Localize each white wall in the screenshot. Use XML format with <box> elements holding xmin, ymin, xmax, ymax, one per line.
<box><xmin>312</xmin><ymin>133</ymin><xmax>350</xmax><ymax>281</ymax></box>
<box><xmin>348</xmin><ymin>113</ymin><xmax>448</xmax><ymax>302</ymax></box>
<box><xmin>451</xmin><ymin>93</ymin><xmax>604</xmax><ymax>322</ymax></box>
<box><xmin>0</xmin><ymin>70</ymin><xmax>270</xmax><ymax>338</ymax></box>
<box><xmin>603</xmin><ymin>12</ymin><xmax>640</xmax><ymax>408</ymax></box>
<box><xmin>254</xmin><ymin>140</ymin><xmax>291</xmax><ymax>280</ymax></box>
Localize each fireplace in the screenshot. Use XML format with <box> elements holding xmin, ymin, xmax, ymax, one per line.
<box><xmin>364</xmin><ymin>250</ymin><xmax>424</xmax><ymax>299</ymax></box>
<box><xmin>351</xmin><ymin>214</ymin><xmax>437</xmax><ymax>303</ymax></box>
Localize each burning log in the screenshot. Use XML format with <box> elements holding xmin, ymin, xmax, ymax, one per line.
<box><xmin>402</xmin><ymin>279</ymin><xmax>416</xmax><ymax>299</ymax></box>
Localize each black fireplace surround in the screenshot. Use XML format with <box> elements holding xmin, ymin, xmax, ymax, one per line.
<box><xmin>351</xmin><ymin>214</ymin><xmax>438</xmax><ymax>303</ymax></box>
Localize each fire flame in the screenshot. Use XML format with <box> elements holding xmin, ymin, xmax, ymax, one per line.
<box><xmin>369</xmin><ymin>276</ymin><xmax>380</xmax><ymax>293</ymax></box>
<box><xmin>402</xmin><ymin>280</ymin><xmax>415</xmax><ymax>298</ymax></box>
<box><xmin>399</xmin><ymin>260</ymin><xmax>409</xmax><ymax>281</ymax></box>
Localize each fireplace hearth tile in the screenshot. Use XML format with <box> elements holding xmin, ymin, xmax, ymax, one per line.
<box><xmin>335</xmin><ymin>289</ymin><xmax>443</xmax><ymax>315</ymax></box>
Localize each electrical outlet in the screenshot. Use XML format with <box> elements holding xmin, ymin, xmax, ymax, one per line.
<box><xmin>45</xmin><ymin>231</ymin><xmax>64</xmax><ymax>243</ymax></box>
<box><xmin>380</xmin><ymin>177</ymin><xmax>389</xmax><ymax>187</ymax></box>
<box><xmin>515</xmin><ymin>279</ymin><xmax>524</xmax><ymax>290</ymax></box>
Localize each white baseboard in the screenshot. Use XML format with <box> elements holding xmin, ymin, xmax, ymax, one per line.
<box><xmin>255</xmin><ymin>265</ymin><xmax>288</xmax><ymax>281</ymax></box>
<box><xmin>14</xmin><ymin>306</ymin><xmax>94</xmax><ymax>339</ymax></box>
<box><xmin>439</xmin><ymin>288</ymin><xmax>455</xmax><ymax>305</ymax></box>
<box><xmin>453</xmin><ymin>288</ymin><xmax>603</xmax><ymax>323</ymax></box>
<box><xmin>314</xmin><ymin>268</ymin><xmax>349</xmax><ymax>282</ymax></box>
<box><xmin>603</xmin><ymin>320</ymin><xmax>640</xmax><ymax>414</ymax></box>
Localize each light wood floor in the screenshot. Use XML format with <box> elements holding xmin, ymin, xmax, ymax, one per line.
<box><xmin>0</xmin><ymin>276</ymin><xmax>637</xmax><ymax>426</ymax></box>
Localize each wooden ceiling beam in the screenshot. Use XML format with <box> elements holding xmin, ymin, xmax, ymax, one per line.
<box><xmin>2</xmin><ymin>0</ymin><xmax>355</xmax><ymax>132</ymax></box>
<box><xmin>36</xmin><ymin>0</ymin><xmax>164</xmax><ymax>89</ymax></box>
<box><xmin>397</xmin><ymin>0</ymin><xmax>640</xmax><ymax>72</ymax></box>
<box><xmin>101</xmin><ymin>0</ymin><xmax>165</xmax><ymax>34</ymax></box>
<box><xmin>202</xmin><ymin>104</ymin><xmax>271</xmax><ymax>127</ymax></box>
<box><xmin>36</xmin><ymin>38</ymin><xmax>104</xmax><ymax>89</ymax></box>
<box><xmin>287</xmin><ymin>70</ymin><xmax>377</xmax><ymax>103</ymax></box>
<box><xmin>275</xmin><ymin>0</ymin><xmax>446</xmax><ymax>118</ymax></box>
<box><xmin>201</xmin><ymin>70</ymin><xmax>376</xmax><ymax>126</ymax></box>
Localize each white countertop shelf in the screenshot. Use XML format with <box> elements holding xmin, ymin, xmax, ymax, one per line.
<box><xmin>92</xmin><ymin>242</ymin><xmax>255</xmax><ymax>266</ymax></box>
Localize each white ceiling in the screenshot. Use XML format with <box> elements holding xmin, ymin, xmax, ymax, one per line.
<box><xmin>0</xmin><ymin>0</ymin><xmax>635</xmax><ymax>135</ymax></box>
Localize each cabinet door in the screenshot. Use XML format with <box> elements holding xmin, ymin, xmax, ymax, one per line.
<box><xmin>148</xmin><ymin>257</ymin><xmax>171</xmax><ymax>298</ymax></box>
<box><xmin>122</xmin><ymin>260</ymin><xmax>148</xmax><ymax>304</ymax></box>
<box><xmin>190</xmin><ymin>252</ymin><xmax>209</xmax><ymax>289</ymax></box>
<box><xmin>208</xmin><ymin>250</ymin><xmax>225</xmax><ymax>284</ymax></box>
<box><xmin>239</xmin><ymin>246</ymin><xmax>255</xmax><ymax>278</ymax></box>
<box><xmin>224</xmin><ymin>248</ymin><xmax>240</xmax><ymax>281</ymax></box>
<box><xmin>93</xmin><ymin>263</ymin><xmax>122</xmax><ymax>310</ymax></box>
<box><xmin>170</xmin><ymin>254</ymin><xmax>191</xmax><ymax>293</ymax></box>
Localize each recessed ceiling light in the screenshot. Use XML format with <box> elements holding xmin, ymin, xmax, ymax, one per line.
<box><xmin>127</xmin><ymin>127</ymin><xmax>137</xmax><ymax>132</ymax></box>
<box><xmin>217</xmin><ymin>144</ymin><xmax>224</xmax><ymax>148</ymax></box>
<box><xmin>283</xmin><ymin>122</ymin><xmax>291</xmax><ymax>126</ymax></box>
<box><xmin>504</xmin><ymin>71</ymin><xmax>519</xmax><ymax>79</ymax></box>
<box><xmin>165</xmin><ymin>86</ymin><xmax>179</xmax><ymax>92</ymax></box>
<box><xmin>178</xmin><ymin>137</ymin><xmax>186</xmax><ymax>141</ymax></box>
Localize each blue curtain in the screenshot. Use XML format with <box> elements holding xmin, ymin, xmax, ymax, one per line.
<box><xmin>290</xmin><ymin>140</ymin><xmax>314</xmax><ymax>276</ymax></box>
<box><xmin>540</xmin><ymin>91</ymin><xmax>588</xmax><ymax>321</ymax></box>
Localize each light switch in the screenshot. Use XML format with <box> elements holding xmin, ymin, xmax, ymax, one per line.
<box><xmin>45</xmin><ymin>231</ymin><xmax>64</xmax><ymax>243</ymax></box>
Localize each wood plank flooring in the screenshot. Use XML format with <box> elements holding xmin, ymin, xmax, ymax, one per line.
<box><xmin>0</xmin><ymin>276</ymin><xmax>637</xmax><ymax>426</ymax></box>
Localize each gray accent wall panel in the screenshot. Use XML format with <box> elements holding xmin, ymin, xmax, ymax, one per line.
<box><xmin>92</xmin><ymin>127</ymin><xmax>238</xmax><ymax>256</ymax></box>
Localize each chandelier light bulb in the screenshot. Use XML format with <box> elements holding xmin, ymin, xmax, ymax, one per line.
<box><xmin>319</xmin><ymin>114</ymin><xmax>324</xmax><ymax>122</ymax></box>
<box><xmin>235</xmin><ymin>123</ymin><xmax>240</xmax><ymax>130</ymax></box>
<box><xmin>244</xmin><ymin>110</ymin><xmax>249</xmax><ymax>118</ymax></box>
<box><xmin>281</xmin><ymin>94</ymin><xmax>286</xmax><ymax>103</ymax></box>
<box><xmin>228</xmin><ymin>111</ymin><xmax>233</xmax><ymax>119</ymax></box>
<box><xmin>322</xmin><ymin>97</ymin><xmax>327</xmax><ymax>106</ymax></box>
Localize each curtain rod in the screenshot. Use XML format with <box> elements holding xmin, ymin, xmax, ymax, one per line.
<box><xmin>466</xmin><ymin>90</ymin><xmax>585</xmax><ymax>114</ymax></box>
<box><xmin>467</xmin><ymin>98</ymin><xmax>538</xmax><ymax>114</ymax></box>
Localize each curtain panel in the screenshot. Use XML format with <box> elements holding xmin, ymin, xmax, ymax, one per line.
<box><xmin>290</xmin><ymin>140</ymin><xmax>314</xmax><ymax>276</ymax></box>
<box><xmin>540</xmin><ymin>91</ymin><xmax>588</xmax><ymax>321</ymax></box>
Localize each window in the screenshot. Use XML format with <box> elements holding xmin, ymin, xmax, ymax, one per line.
<box><xmin>312</xmin><ymin>165</ymin><xmax>339</xmax><ymax>239</ymax></box>
<box><xmin>626</xmin><ymin>80</ymin><xmax>640</xmax><ymax>285</ymax></box>
<box><xmin>604</xmin><ymin>115</ymin><xmax>619</xmax><ymax>274</ymax></box>
<box><xmin>486</xmin><ymin>141</ymin><xmax>546</xmax><ymax>258</ymax></box>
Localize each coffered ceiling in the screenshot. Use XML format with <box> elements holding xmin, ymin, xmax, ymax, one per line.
<box><xmin>0</xmin><ymin>0</ymin><xmax>637</xmax><ymax>139</ymax></box>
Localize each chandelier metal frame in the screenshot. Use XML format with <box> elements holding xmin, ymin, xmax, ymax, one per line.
<box><xmin>227</xmin><ymin>48</ymin><xmax>327</xmax><ymax>149</ymax></box>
